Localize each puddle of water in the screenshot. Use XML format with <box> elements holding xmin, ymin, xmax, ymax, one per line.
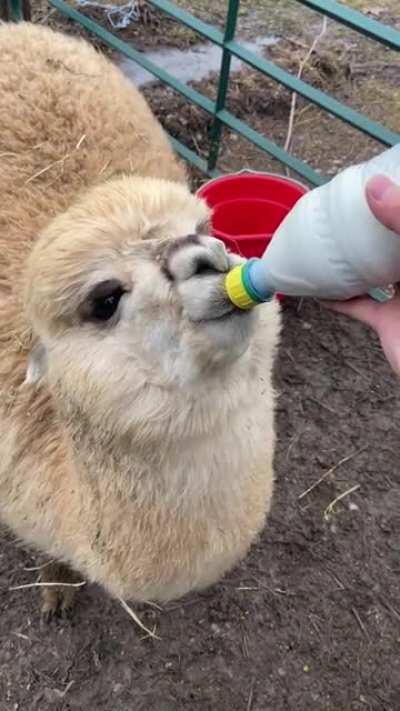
<box><xmin>118</xmin><ymin>36</ymin><xmax>278</xmax><ymax>88</ymax></box>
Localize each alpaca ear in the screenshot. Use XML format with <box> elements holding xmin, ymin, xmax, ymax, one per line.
<box><xmin>24</xmin><ymin>341</ymin><xmax>48</xmax><ymax>386</ymax></box>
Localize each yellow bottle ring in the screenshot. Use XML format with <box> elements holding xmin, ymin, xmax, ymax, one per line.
<box><xmin>225</xmin><ymin>264</ymin><xmax>259</xmax><ymax>310</ymax></box>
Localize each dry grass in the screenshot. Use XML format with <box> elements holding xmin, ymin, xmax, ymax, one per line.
<box><xmin>9</xmin><ymin>581</ymin><xmax>86</xmax><ymax>590</ymax></box>
<box><xmin>298</xmin><ymin>446</ymin><xmax>368</xmax><ymax>500</ymax></box>
<box><xmin>119</xmin><ymin>597</ymin><xmax>161</xmax><ymax>640</ymax></box>
<box><xmin>324</xmin><ymin>484</ymin><xmax>361</xmax><ymax>520</ymax></box>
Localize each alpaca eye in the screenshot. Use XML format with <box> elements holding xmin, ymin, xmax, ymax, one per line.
<box><xmin>85</xmin><ymin>280</ymin><xmax>125</xmax><ymax>323</ymax></box>
<box><xmin>92</xmin><ymin>290</ymin><xmax>123</xmax><ymax>322</ymax></box>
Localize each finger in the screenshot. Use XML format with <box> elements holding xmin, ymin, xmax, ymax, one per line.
<box><xmin>321</xmin><ymin>297</ymin><xmax>380</xmax><ymax>330</ymax></box>
<box><xmin>366</xmin><ymin>175</ymin><xmax>400</xmax><ymax>234</ymax></box>
<box><xmin>380</xmin><ymin>332</ymin><xmax>400</xmax><ymax>376</ymax></box>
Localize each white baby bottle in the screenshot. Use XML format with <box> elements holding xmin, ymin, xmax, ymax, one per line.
<box><xmin>225</xmin><ymin>143</ymin><xmax>400</xmax><ymax>309</ymax></box>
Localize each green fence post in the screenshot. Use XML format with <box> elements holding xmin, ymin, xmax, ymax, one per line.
<box><xmin>10</xmin><ymin>0</ymin><xmax>22</xmax><ymax>19</ymax></box>
<box><xmin>207</xmin><ymin>0</ymin><xmax>240</xmax><ymax>172</ymax></box>
<box><xmin>2</xmin><ymin>0</ymin><xmax>30</xmax><ymax>21</ymax></box>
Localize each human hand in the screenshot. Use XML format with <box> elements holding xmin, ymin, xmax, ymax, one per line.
<box><xmin>325</xmin><ymin>175</ymin><xmax>400</xmax><ymax>375</ymax></box>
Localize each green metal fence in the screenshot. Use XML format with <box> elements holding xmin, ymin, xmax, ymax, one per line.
<box><xmin>8</xmin><ymin>0</ymin><xmax>400</xmax><ymax>185</ymax></box>
<box><xmin>2</xmin><ymin>0</ymin><xmax>30</xmax><ymax>21</ymax></box>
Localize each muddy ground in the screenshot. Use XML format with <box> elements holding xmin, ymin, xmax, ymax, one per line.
<box><xmin>1</xmin><ymin>2</ymin><xmax>400</xmax><ymax>710</ymax></box>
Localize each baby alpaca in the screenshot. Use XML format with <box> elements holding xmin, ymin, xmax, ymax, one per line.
<box><xmin>0</xmin><ymin>23</ymin><xmax>280</xmax><ymax>619</ymax></box>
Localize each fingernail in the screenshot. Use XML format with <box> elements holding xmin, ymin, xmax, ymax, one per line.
<box><xmin>368</xmin><ymin>285</ymin><xmax>395</xmax><ymax>303</ymax></box>
<box><xmin>367</xmin><ymin>175</ymin><xmax>393</xmax><ymax>202</ymax></box>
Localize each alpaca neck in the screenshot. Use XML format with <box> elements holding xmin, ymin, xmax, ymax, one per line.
<box><xmin>62</xmin><ymin>380</ymin><xmax>256</xmax><ymax>512</ymax></box>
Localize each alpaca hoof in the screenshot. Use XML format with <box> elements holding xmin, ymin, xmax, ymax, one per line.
<box><xmin>39</xmin><ymin>562</ymin><xmax>81</xmax><ymax>622</ymax></box>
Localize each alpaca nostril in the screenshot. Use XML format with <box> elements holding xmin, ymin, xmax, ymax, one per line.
<box><xmin>164</xmin><ymin>235</ymin><xmax>229</xmax><ymax>283</ymax></box>
<box><xmin>191</xmin><ymin>255</ymin><xmax>218</xmax><ymax>277</ymax></box>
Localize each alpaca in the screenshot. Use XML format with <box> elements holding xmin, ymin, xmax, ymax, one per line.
<box><xmin>0</xmin><ymin>23</ymin><xmax>280</xmax><ymax>618</ymax></box>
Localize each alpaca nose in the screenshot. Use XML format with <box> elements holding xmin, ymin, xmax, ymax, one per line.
<box><xmin>164</xmin><ymin>234</ymin><xmax>230</xmax><ymax>283</ymax></box>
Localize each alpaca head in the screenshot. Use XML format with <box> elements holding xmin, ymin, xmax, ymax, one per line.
<box><xmin>24</xmin><ymin>177</ymin><xmax>260</xmax><ymax>437</ymax></box>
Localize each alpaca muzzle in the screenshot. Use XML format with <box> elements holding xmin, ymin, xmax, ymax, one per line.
<box><xmin>164</xmin><ymin>235</ymin><xmax>245</xmax><ymax>322</ymax></box>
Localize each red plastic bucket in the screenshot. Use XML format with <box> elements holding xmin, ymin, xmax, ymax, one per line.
<box><xmin>197</xmin><ymin>171</ymin><xmax>308</xmax><ymax>300</ymax></box>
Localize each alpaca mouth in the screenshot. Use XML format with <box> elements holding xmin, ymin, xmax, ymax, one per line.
<box><xmin>198</xmin><ymin>305</ymin><xmax>256</xmax><ymax>349</ymax></box>
<box><xmin>206</xmin><ymin>307</ymin><xmax>251</xmax><ymax>323</ymax></box>
<box><xmin>185</xmin><ymin>284</ymin><xmax>256</xmax><ymax>325</ymax></box>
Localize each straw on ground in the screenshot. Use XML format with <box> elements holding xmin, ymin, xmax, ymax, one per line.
<box><xmin>324</xmin><ymin>484</ymin><xmax>360</xmax><ymax>520</ymax></box>
<box><xmin>9</xmin><ymin>581</ymin><xmax>86</xmax><ymax>591</ymax></box>
<box><xmin>119</xmin><ymin>597</ymin><xmax>161</xmax><ymax>640</ymax></box>
<box><xmin>298</xmin><ymin>446</ymin><xmax>367</xmax><ymax>500</ymax></box>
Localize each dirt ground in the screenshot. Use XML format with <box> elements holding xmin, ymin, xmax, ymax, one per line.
<box><xmin>1</xmin><ymin>2</ymin><xmax>400</xmax><ymax>710</ymax></box>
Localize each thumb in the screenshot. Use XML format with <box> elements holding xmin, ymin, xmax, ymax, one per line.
<box><xmin>380</xmin><ymin>330</ymin><xmax>400</xmax><ymax>376</ymax></box>
<box><xmin>366</xmin><ymin>175</ymin><xmax>400</xmax><ymax>234</ymax></box>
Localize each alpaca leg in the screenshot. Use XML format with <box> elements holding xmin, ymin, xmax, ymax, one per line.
<box><xmin>40</xmin><ymin>561</ymin><xmax>82</xmax><ymax>622</ymax></box>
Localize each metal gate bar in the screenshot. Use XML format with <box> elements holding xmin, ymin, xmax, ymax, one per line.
<box><xmin>7</xmin><ymin>0</ymin><xmax>400</xmax><ymax>185</ymax></box>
